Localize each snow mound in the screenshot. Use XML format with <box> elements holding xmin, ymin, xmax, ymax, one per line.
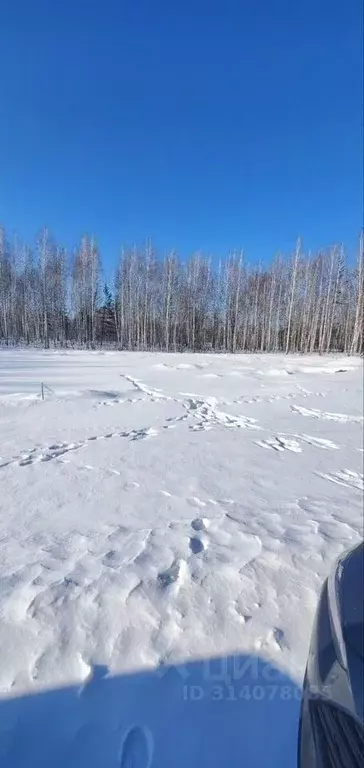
<box><xmin>0</xmin><ymin>350</ymin><xmax>362</xmax><ymax>767</ymax></box>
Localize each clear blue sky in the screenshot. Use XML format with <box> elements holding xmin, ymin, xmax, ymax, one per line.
<box><xmin>0</xmin><ymin>0</ymin><xmax>362</xmax><ymax>265</ymax></box>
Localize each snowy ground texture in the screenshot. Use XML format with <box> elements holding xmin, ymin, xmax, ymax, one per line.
<box><xmin>0</xmin><ymin>350</ymin><xmax>363</xmax><ymax>767</ymax></box>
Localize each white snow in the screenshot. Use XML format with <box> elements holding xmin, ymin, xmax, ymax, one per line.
<box><xmin>0</xmin><ymin>349</ymin><xmax>362</xmax><ymax>767</ymax></box>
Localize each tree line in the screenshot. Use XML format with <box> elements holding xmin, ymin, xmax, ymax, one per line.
<box><xmin>0</xmin><ymin>227</ymin><xmax>362</xmax><ymax>354</ymax></box>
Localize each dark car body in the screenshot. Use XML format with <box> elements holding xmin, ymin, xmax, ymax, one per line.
<box><xmin>298</xmin><ymin>541</ymin><xmax>364</xmax><ymax>767</ymax></box>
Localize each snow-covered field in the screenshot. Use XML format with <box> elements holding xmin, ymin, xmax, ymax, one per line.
<box><xmin>0</xmin><ymin>350</ymin><xmax>363</xmax><ymax>767</ymax></box>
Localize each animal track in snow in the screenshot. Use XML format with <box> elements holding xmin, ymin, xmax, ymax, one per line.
<box><xmin>291</xmin><ymin>405</ymin><xmax>363</xmax><ymax>424</ymax></box>
<box><xmin>122</xmin><ymin>374</ymin><xmax>169</xmax><ymax>401</ymax></box>
<box><xmin>295</xmin><ymin>385</ymin><xmax>326</xmax><ymax>397</ymax></box>
<box><xmin>255</xmin><ymin>436</ymin><xmax>302</xmax><ymax>453</ymax></box>
<box><xmin>119</xmin><ymin>726</ymin><xmax>154</xmax><ymax>768</ymax></box>
<box><xmin>188</xmin><ymin>515</ymin><xmax>212</xmax><ymax>555</ymax></box>
<box><xmin>99</xmin><ymin>395</ymin><xmax>144</xmax><ymax>407</ymax></box>
<box><xmin>157</xmin><ymin>559</ymin><xmax>187</xmax><ymax>591</ymax></box>
<box><xmin>17</xmin><ymin>441</ymin><xmax>85</xmax><ymax>467</ymax></box>
<box><xmin>99</xmin><ymin>373</ymin><xmax>173</xmax><ymax>405</ymax></box>
<box><xmin>255</xmin><ymin>627</ymin><xmax>288</xmax><ymax>654</ymax></box>
<box><xmin>128</xmin><ymin>427</ymin><xmax>158</xmax><ymax>441</ymax></box>
<box><xmin>0</xmin><ymin>426</ymin><xmax>159</xmax><ymax>470</ymax></box>
<box><xmin>256</xmin><ymin>432</ymin><xmax>340</xmax><ymax>454</ymax></box>
<box><xmin>191</xmin><ymin>517</ymin><xmax>210</xmax><ymax>532</ymax></box>
<box><xmin>234</xmin><ymin>386</ymin><xmax>326</xmax><ymax>407</ymax></box>
<box><xmin>316</xmin><ymin>469</ymin><xmax>363</xmax><ymax>491</ymax></box>
<box><xmin>271</xmin><ymin>627</ymin><xmax>288</xmax><ymax>651</ymax></box>
<box><xmin>293</xmin><ymin>434</ymin><xmax>339</xmax><ymax>450</ymax></box>
<box><xmin>173</xmin><ymin>396</ymin><xmax>260</xmax><ymax>433</ymax></box>
<box><xmin>186</xmin><ymin>514</ymin><xmax>261</xmax><ymax>572</ymax></box>
<box><xmin>102</xmin><ymin>550</ymin><xmax>125</xmax><ymax>569</ymax></box>
<box><xmin>189</xmin><ymin>536</ymin><xmax>205</xmax><ymax>554</ymax></box>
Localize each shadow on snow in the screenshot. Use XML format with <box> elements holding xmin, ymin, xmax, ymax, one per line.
<box><xmin>0</xmin><ymin>653</ymin><xmax>301</xmax><ymax>767</ymax></box>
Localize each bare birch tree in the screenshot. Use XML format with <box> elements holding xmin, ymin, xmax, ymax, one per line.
<box><xmin>0</xmin><ymin>226</ymin><xmax>362</xmax><ymax>354</ymax></box>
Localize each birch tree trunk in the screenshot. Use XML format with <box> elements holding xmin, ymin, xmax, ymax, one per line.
<box><xmin>285</xmin><ymin>239</ymin><xmax>300</xmax><ymax>354</ymax></box>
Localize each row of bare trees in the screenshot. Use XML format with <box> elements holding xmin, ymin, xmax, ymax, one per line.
<box><xmin>0</xmin><ymin>227</ymin><xmax>363</xmax><ymax>353</ymax></box>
